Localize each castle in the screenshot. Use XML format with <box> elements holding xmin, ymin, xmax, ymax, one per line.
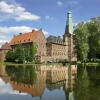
<box><xmin>0</xmin><ymin>11</ymin><xmax>76</xmax><ymax>63</ymax></box>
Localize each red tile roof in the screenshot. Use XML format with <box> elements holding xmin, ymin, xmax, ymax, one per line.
<box><xmin>10</xmin><ymin>30</ymin><xmax>40</xmax><ymax>45</ymax></box>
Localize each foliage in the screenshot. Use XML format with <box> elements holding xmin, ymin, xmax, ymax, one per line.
<box><xmin>74</xmin><ymin>23</ymin><xmax>89</xmax><ymax>62</ymax></box>
<box><xmin>29</xmin><ymin>43</ymin><xmax>37</xmax><ymax>62</ymax></box>
<box><xmin>6</xmin><ymin>65</ymin><xmax>37</xmax><ymax>85</ymax></box>
<box><xmin>6</xmin><ymin>43</ymin><xmax>37</xmax><ymax>63</ymax></box>
<box><xmin>87</xmin><ymin>20</ymin><xmax>100</xmax><ymax>59</ymax></box>
<box><xmin>74</xmin><ymin>19</ymin><xmax>100</xmax><ymax>61</ymax></box>
<box><xmin>6</xmin><ymin>50</ymin><xmax>15</xmax><ymax>62</ymax></box>
<box><xmin>14</xmin><ymin>44</ymin><xmax>25</xmax><ymax>63</ymax></box>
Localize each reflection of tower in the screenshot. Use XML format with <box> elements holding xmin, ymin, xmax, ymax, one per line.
<box><xmin>63</xmin><ymin>11</ymin><xmax>74</xmax><ymax>62</ymax></box>
<box><xmin>63</xmin><ymin>65</ymin><xmax>77</xmax><ymax>100</ymax></box>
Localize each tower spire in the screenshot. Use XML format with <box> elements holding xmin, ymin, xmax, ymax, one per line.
<box><xmin>65</xmin><ymin>11</ymin><xmax>73</xmax><ymax>34</ymax></box>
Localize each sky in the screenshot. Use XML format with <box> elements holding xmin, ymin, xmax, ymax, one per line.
<box><xmin>0</xmin><ymin>0</ymin><xmax>100</xmax><ymax>47</ymax></box>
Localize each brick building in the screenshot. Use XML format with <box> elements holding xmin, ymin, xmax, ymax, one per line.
<box><xmin>0</xmin><ymin>11</ymin><xmax>76</xmax><ymax>63</ymax></box>
<box><xmin>10</xmin><ymin>29</ymin><xmax>47</xmax><ymax>62</ymax></box>
<box><xmin>0</xmin><ymin>42</ymin><xmax>11</xmax><ymax>62</ymax></box>
<box><xmin>46</xmin><ymin>11</ymin><xmax>76</xmax><ymax>62</ymax></box>
<box><xmin>46</xmin><ymin>35</ymin><xmax>67</xmax><ymax>62</ymax></box>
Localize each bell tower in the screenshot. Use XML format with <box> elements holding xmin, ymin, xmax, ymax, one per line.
<box><xmin>63</xmin><ymin>11</ymin><xmax>74</xmax><ymax>62</ymax></box>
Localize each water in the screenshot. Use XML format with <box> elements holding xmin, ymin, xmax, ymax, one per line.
<box><xmin>0</xmin><ymin>64</ymin><xmax>100</xmax><ymax>100</ymax></box>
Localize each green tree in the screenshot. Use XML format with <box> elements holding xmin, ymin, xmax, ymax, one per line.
<box><xmin>29</xmin><ymin>42</ymin><xmax>37</xmax><ymax>62</ymax></box>
<box><xmin>6</xmin><ymin>43</ymin><xmax>37</xmax><ymax>63</ymax></box>
<box><xmin>74</xmin><ymin>23</ymin><xmax>89</xmax><ymax>62</ymax></box>
<box><xmin>74</xmin><ymin>19</ymin><xmax>100</xmax><ymax>61</ymax></box>
<box><xmin>87</xmin><ymin>20</ymin><xmax>100</xmax><ymax>59</ymax></box>
<box><xmin>6</xmin><ymin>50</ymin><xmax>15</xmax><ymax>62</ymax></box>
<box><xmin>14</xmin><ymin>44</ymin><xmax>25</xmax><ymax>63</ymax></box>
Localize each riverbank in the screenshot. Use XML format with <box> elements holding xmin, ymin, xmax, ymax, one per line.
<box><xmin>77</xmin><ymin>62</ymin><xmax>100</xmax><ymax>67</ymax></box>
<box><xmin>0</xmin><ymin>61</ymin><xmax>100</xmax><ymax>67</ymax></box>
<box><xmin>0</xmin><ymin>61</ymin><xmax>65</xmax><ymax>66</ymax></box>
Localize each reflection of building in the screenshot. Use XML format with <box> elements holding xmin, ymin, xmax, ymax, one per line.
<box><xmin>0</xmin><ymin>11</ymin><xmax>76</xmax><ymax>62</ymax></box>
<box><xmin>10</xmin><ymin>70</ymin><xmax>46</xmax><ymax>97</ymax></box>
<box><xmin>46</xmin><ymin>65</ymin><xmax>77</xmax><ymax>100</ymax></box>
<box><xmin>46</xmin><ymin>65</ymin><xmax>77</xmax><ymax>90</ymax></box>
<box><xmin>0</xmin><ymin>65</ymin><xmax>46</xmax><ymax>97</ymax></box>
<box><xmin>46</xmin><ymin>67</ymin><xmax>68</xmax><ymax>83</ymax></box>
<box><xmin>0</xmin><ymin>64</ymin><xmax>77</xmax><ymax>100</ymax></box>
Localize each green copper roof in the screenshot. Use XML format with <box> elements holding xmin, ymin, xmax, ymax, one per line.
<box><xmin>66</xmin><ymin>11</ymin><xmax>73</xmax><ymax>34</ymax></box>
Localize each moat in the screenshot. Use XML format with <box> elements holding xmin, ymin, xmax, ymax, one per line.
<box><xmin>0</xmin><ymin>64</ymin><xmax>100</xmax><ymax>100</ymax></box>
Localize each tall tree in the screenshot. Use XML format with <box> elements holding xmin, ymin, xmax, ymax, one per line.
<box><xmin>87</xmin><ymin>20</ymin><xmax>100</xmax><ymax>59</ymax></box>
<box><xmin>74</xmin><ymin>23</ymin><xmax>89</xmax><ymax>62</ymax></box>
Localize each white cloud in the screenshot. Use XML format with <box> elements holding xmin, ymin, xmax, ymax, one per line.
<box><xmin>57</xmin><ymin>1</ymin><xmax>63</xmax><ymax>7</ymax></box>
<box><xmin>0</xmin><ymin>26</ymin><xmax>49</xmax><ymax>35</ymax></box>
<box><xmin>15</xmin><ymin>12</ymin><xmax>40</xmax><ymax>21</ymax></box>
<box><xmin>0</xmin><ymin>1</ymin><xmax>14</xmax><ymax>13</ymax></box>
<box><xmin>45</xmin><ymin>16</ymin><xmax>50</xmax><ymax>20</ymax></box>
<box><xmin>0</xmin><ymin>1</ymin><xmax>40</xmax><ymax>21</ymax></box>
<box><xmin>0</xmin><ymin>26</ymin><xmax>33</xmax><ymax>34</ymax></box>
<box><xmin>45</xmin><ymin>15</ymin><xmax>53</xmax><ymax>20</ymax></box>
<box><xmin>68</xmin><ymin>1</ymin><xmax>78</xmax><ymax>6</ymax></box>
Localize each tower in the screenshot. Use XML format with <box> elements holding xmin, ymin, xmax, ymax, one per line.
<box><xmin>63</xmin><ymin>11</ymin><xmax>74</xmax><ymax>62</ymax></box>
<box><xmin>65</xmin><ymin>11</ymin><xmax>73</xmax><ymax>35</ymax></box>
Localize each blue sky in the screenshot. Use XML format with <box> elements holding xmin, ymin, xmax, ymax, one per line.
<box><xmin>0</xmin><ymin>0</ymin><xmax>100</xmax><ymax>47</ymax></box>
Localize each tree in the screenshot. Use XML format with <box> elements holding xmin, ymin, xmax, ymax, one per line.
<box><xmin>74</xmin><ymin>23</ymin><xmax>89</xmax><ymax>62</ymax></box>
<box><xmin>29</xmin><ymin>42</ymin><xmax>37</xmax><ymax>62</ymax></box>
<box><xmin>74</xmin><ymin>19</ymin><xmax>100</xmax><ymax>61</ymax></box>
<box><xmin>5</xmin><ymin>43</ymin><xmax>37</xmax><ymax>63</ymax></box>
<box><xmin>6</xmin><ymin>50</ymin><xmax>15</xmax><ymax>62</ymax></box>
<box><xmin>87</xmin><ymin>20</ymin><xmax>100</xmax><ymax>59</ymax></box>
<box><xmin>14</xmin><ymin>44</ymin><xmax>25</xmax><ymax>63</ymax></box>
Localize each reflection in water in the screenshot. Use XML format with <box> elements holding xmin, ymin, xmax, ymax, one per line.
<box><xmin>6</xmin><ymin>65</ymin><xmax>37</xmax><ymax>85</ymax></box>
<box><xmin>1</xmin><ymin>64</ymin><xmax>100</xmax><ymax>100</ymax></box>
<box><xmin>74</xmin><ymin>65</ymin><xmax>100</xmax><ymax>100</ymax></box>
<box><xmin>0</xmin><ymin>64</ymin><xmax>99</xmax><ymax>100</ymax></box>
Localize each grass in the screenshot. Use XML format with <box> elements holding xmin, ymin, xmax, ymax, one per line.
<box><xmin>77</xmin><ymin>61</ymin><xmax>100</xmax><ymax>67</ymax></box>
<box><xmin>0</xmin><ymin>61</ymin><xmax>100</xmax><ymax>67</ymax></box>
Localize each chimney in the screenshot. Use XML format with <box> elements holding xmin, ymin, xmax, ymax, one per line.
<box><xmin>39</xmin><ymin>28</ymin><xmax>42</xmax><ymax>32</ymax></box>
<box><xmin>13</xmin><ymin>34</ymin><xmax>16</xmax><ymax>37</ymax></box>
<box><xmin>32</xmin><ymin>29</ymin><xmax>35</xmax><ymax>32</ymax></box>
<box><xmin>58</xmin><ymin>36</ymin><xmax>61</xmax><ymax>39</ymax></box>
<box><xmin>19</xmin><ymin>33</ymin><xmax>22</xmax><ymax>35</ymax></box>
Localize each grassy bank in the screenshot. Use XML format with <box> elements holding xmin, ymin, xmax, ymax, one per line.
<box><xmin>0</xmin><ymin>61</ymin><xmax>64</xmax><ymax>66</ymax></box>
<box><xmin>0</xmin><ymin>61</ymin><xmax>100</xmax><ymax>67</ymax></box>
<box><xmin>77</xmin><ymin>62</ymin><xmax>100</xmax><ymax>67</ymax></box>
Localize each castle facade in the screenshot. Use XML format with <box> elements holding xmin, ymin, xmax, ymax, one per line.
<box><xmin>0</xmin><ymin>11</ymin><xmax>76</xmax><ymax>63</ymax></box>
